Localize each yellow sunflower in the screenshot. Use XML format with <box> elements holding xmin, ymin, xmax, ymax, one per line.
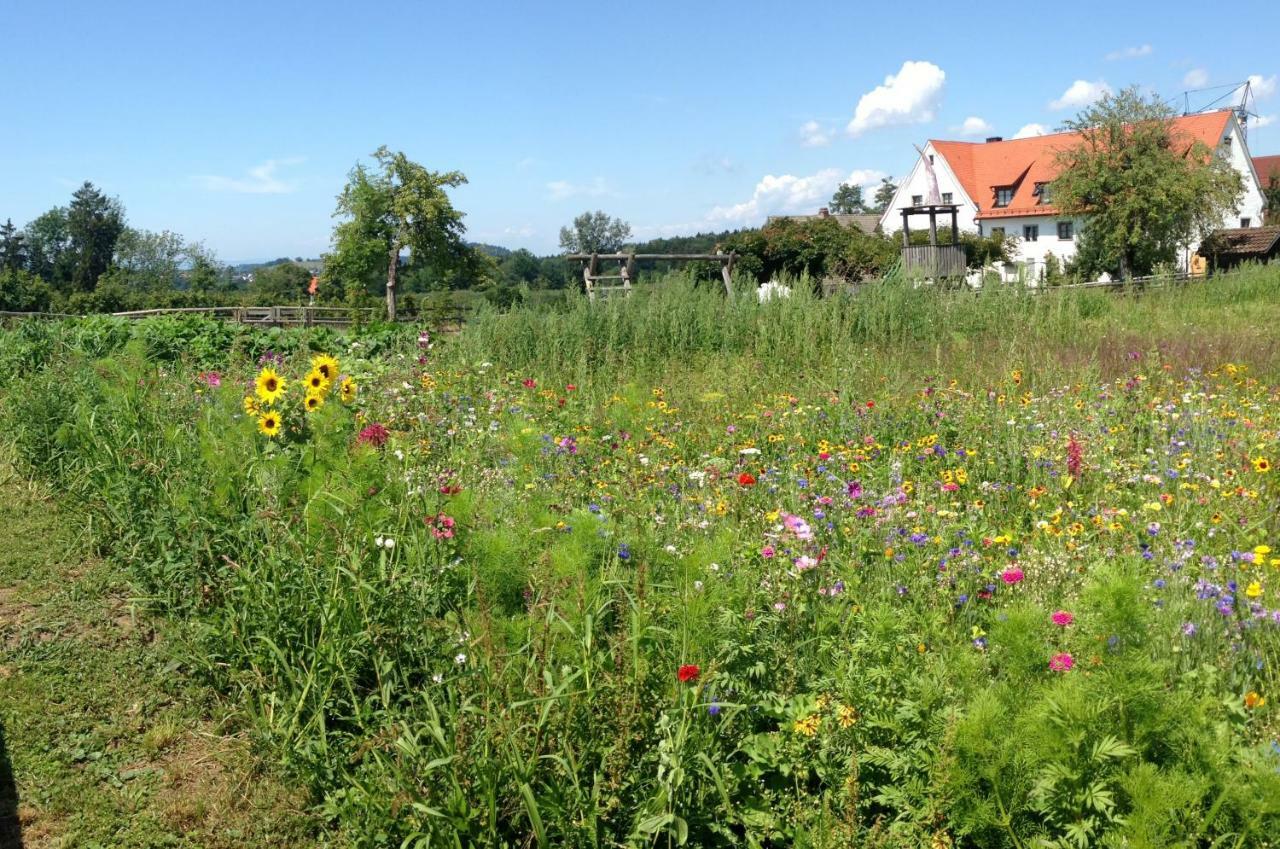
<box><xmin>311</xmin><ymin>354</ymin><xmax>340</xmax><ymax>384</ymax></box>
<box><xmin>304</xmin><ymin>391</ymin><xmax>325</xmax><ymax>413</ymax></box>
<box><xmin>255</xmin><ymin>367</ymin><xmax>286</xmax><ymax>405</ymax></box>
<box><xmin>305</xmin><ymin>369</ymin><xmax>330</xmax><ymax>395</ymax></box>
<box><xmin>1254</xmin><ymin>457</ymin><xmax>1272</xmax><ymax>473</ymax></box>
<box><xmin>257</xmin><ymin>410</ymin><xmax>282</xmax><ymax>437</ymax></box>
<box><xmin>242</xmin><ymin>395</ymin><xmax>259</xmax><ymax>416</ymax></box>
<box><xmin>339</xmin><ymin>377</ymin><xmax>357</xmax><ymax>403</ymax></box>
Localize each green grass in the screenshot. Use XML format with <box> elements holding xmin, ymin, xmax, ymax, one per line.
<box><xmin>0</xmin><ymin>449</ymin><xmax>331</xmax><ymax>848</ymax></box>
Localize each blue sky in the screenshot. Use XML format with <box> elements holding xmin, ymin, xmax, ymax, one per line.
<box><xmin>2</xmin><ymin>0</ymin><xmax>1277</xmax><ymax>261</ymax></box>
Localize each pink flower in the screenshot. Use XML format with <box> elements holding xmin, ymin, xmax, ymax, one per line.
<box><xmin>1051</xmin><ymin>610</ymin><xmax>1075</xmax><ymax>627</ymax></box>
<box><xmin>1049</xmin><ymin>652</ymin><xmax>1074</xmax><ymax>672</ymax></box>
<box><xmin>781</xmin><ymin>513</ymin><xmax>813</xmax><ymax>541</ymax></box>
<box><xmin>760</xmin><ymin>545</ymin><xmax>776</xmax><ymax>559</ymax></box>
<box><xmin>199</xmin><ymin>371</ymin><xmax>221</xmax><ymax>388</ymax></box>
<box><xmin>1000</xmin><ymin>567</ymin><xmax>1025</xmax><ymax>585</ymax></box>
<box><xmin>357</xmin><ymin>423</ymin><xmax>390</xmax><ymax>448</ymax></box>
<box><xmin>426</xmin><ymin>513</ymin><xmax>456</xmax><ymax>540</ymax></box>
<box><xmin>794</xmin><ymin>555</ymin><xmax>817</xmax><ymax>572</ymax></box>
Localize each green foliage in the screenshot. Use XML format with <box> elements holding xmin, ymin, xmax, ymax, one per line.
<box><xmin>558</xmin><ymin>210</ymin><xmax>632</xmax><ymax>254</ymax></box>
<box><xmin>720</xmin><ymin>216</ymin><xmax>897</xmax><ymax>284</ymax></box>
<box><xmin>0</xmin><ymin>268</ymin><xmax>53</xmax><ymax>312</ymax></box>
<box><xmin>1052</xmin><ymin>87</ymin><xmax>1244</xmax><ymax>279</ymax></box>
<box><xmin>66</xmin><ymin>181</ymin><xmax>126</xmax><ymax>292</ymax></box>
<box><xmin>828</xmin><ymin>183</ymin><xmax>868</xmax><ymax>214</ymax></box>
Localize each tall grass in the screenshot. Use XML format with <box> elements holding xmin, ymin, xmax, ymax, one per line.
<box><xmin>454</xmin><ymin>264</ymin><xmax>1280</xmax><ymax>382</ymax></box>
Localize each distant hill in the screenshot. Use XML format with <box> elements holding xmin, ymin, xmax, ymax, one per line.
<box><xmin>470</xmin><ymin>243</ymin><xmax>513</xmax><ymax>260</ymax></box>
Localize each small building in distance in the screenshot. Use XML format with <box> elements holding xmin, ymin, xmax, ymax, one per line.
<box><xmin>766</xmin><ymin>207</ymin><xmax>881</xmax><ymax>235</ymax></box>
<box><xmin>1199</xmin><ymin>225</ymin><xmax>1280</xmax><ymax>271</ymax></box>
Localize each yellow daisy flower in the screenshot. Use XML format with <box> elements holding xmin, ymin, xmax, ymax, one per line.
<box><xmin>340</xmin><ymin>377</ymin><xmax>357</xmax><ymax>403</ymax></box>
<box><xmin>311</xmin><ymin>353</ymin><xmax>340</xmax><ymax>384</ymax></box>
<box><xmin>305</xmin><ymin>369</ymin><xmax>330</xmax><ymax>395</ymax></box>
<box><xmin>304</xmin><ymin>391</ymin><xmax>325</xmax><ymax>413</ymax></box>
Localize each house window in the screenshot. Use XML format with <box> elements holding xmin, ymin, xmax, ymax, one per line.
<box><xmin>911</xmin><ymin>194</ymin><xmax>923</xmax><ymax>205</ymax></box>
<box><xmin>990</xmin><ymin>227</ymin><xmax>1005</xmax><ymax>238</ymax></box>
<box><xmin>1033</xmin><ymin>182</ymin><xmax>1052</xmax><ymax>204</ymax></box>
<box><xmin>1057</xmin><ymin>221</ymin><xmax>1073</xmax><ymax>240</ymax></box>
<box><xmin>928</xmin><ymin>154</ymin><xmax>935</xmax><ymax>164</ymax></box>
<box><xmin>1023</xmin><ymin>225</ymin><xmax>1039</xmax><ymax>241</ymax></box>
<box><xmin>941</xmin><ymin>192</ymin><xmax>953</xmax><ymax>203</ymax></box>
<box><xmin>1241</xmin><ymin>217</ymin><xmax>1251</xmax><ymax>228</ymax></box>
<box><xmin>995</xmin><ymin>187</ymin><xmax>1013</xmax><ymax>207</ymax></box>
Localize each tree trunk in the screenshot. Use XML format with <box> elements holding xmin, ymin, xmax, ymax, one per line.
<box><xmin>386</xmin><ymin>242</ymin><xmax>399</xmax><ymax>322</ymax></box>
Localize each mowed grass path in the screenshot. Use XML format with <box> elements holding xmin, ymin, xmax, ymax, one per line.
<box><xmin>0</xmin><ymin>452</ymin><xmax>328</xmax><ymax>849</ymax></box>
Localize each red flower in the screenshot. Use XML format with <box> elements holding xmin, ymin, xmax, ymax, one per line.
<box><xmin>737</xmin><ymin>472</ymin><xmax>756</xmax><ymax>487</ymax></box>
<box><xmin>677</xmin><ymin>664</ymin><xmax>700</xmax><ymax>683</ymax></box>
<box><xmin>522</xmin><ymin>378</ymin><xmax>536</xmax><ymax>389</ymax></box>
<box><xmin>865</xmin><ymin>400</ymin><xmax>875</xmax><ymax>408</ymax></box>
<box><xmin>356</xmin><ymin>423</ymin><xmax>390</xmax><ymax>448</ymax></box>
<box><xmin>565</xmin><ymin>384</ymin><xmax>577</xmax><ymax>392</ymax></box>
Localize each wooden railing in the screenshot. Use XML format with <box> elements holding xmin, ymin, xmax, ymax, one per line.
<box><xmin>901</xmin><ymin>244</ymin><xmax>967</xmax><ymax>279</ymax></box>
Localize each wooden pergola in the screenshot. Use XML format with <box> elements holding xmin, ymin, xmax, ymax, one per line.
<box><xmin>566</xmin><ymin>253</ymin><xmax>737</xmax><ymax>300</ymax></box>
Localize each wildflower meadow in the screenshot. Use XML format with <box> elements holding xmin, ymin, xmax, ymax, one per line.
<box><xmin>3</xmin><ymin>269</ymin><xmax>1280</xmax><ymax>847</ymax></box>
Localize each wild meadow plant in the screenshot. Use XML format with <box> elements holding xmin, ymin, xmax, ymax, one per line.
<box><xmin>2</xmin><ymin>266</ymin><xmax>1280</xmax><ymax>846</ymax></box>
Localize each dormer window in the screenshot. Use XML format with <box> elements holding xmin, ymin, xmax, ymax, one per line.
<box><xmin>1033</xmin><ymin>182</ymin><xmax>1052</xmax><ymax>204</ymax></box>
<box><xmin>994</xmin><ymin>187</ymin><xmax>1013</xmax><ymax>208</ymax></box>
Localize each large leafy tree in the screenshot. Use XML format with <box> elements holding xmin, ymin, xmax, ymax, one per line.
<box><xmin>828</xmin><ymin>183</ymin><xmax>868</xmax><ymax>214</ymax></box>
<box><xmin>23</xmin><ymin>207</ymin><xmax>72</xmax><ymax>286</ymax></box>
<box><xmin>1264</xmin><ymin>173</ymin><xmax>1280</xmax><ymax>225</ymax></box>
<box><xmin>327</xmin><ymin>146</ymin><xmax>474</xmax><ymax>320</ymax></box>
<box><xmin>1052</xmin><ymin>87</ymin><xmax>1242</xmax><ymax>279</ymax></box>
<box><xmin>0</xmin><ymin>219</ymin><xmax>26</xmax><ymax>272</ymax></box>
<box><xmin>558</xmin><ymin>211</ymin><xmax>631</xmax><ymax>254</ymax></box>
<box><xmin>67</xmin><ymin>181</ymin><xmax>126</xmax><ymax>291</ymax></box>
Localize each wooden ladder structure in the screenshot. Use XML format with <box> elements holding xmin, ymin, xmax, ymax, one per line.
<box><xmin>566</xmin><ymin>253</ymin><xmax>737</xmax><ymax>301</ymax></box>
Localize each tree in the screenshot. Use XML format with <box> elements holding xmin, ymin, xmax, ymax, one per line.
<box><xmin>328</xmin><ymin>146</ymin><xmax>474</xmax><ymax>320</ymax></box>
<box><xmin>558</xmin><ymin>211</ymin><xmax>631</xmax><ymax>254</ymax></box>
<box><xmin>23</xmin><ymin>208</ymin><xmax>71</xmax><ymax>286</ymax></box>
<box><xmin>873</xmin><ymin>177</ymin><xmax>898</xmax><ymax>214</ymax></box>
<box><xmin>110</xmin><ymin>228</ymin><xmax>186</xmax><ymax>291</ymax></box>
<box><xmin>1051</xmin><ymin>87</ymin><xmax>1243</xmax><ymax>279</ymax></box>
<box><xmin>829</xmin><ymin>184</ymin><xmax>868</xmax><ymax>214</ymax></box>
<box><xmin>0</xmin><ymin>269</ymin><xmax>52</xmax><ymax>312</ymax></box>
<box><xmin>0</xmin><ymin>219</ymin><xmax>27</xmax><ymax>271</ymax></box>
<box><xmin>251</xmin><ymin>261</ymin><xmax>313</xmax><ymax>303</ymax></box>
<box><xmin>66</xmin><ymin>182</ymin><xmax>126</xmax><ymax>291</ymax></box>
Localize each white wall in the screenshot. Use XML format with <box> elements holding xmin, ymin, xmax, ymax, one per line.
<box><xmin>978</xmin><ymin>215</ymin><xmax>1086</xmax><ymax>279</ymax></box>
<box><xmin>878</xmin><ymin>142</ymin><xmax>979</xmax><ymax>236</ymax></box>
<box><xmin>1220</xmin><ymin>118</ymin><xmax>1265</xmax><ymax>228</ymax></box>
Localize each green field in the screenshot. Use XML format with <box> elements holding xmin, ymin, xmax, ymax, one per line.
<box><xmin>2</xmin><ymin>268</ymin><xmax>1279</xmax><ymax>847</ymax></box>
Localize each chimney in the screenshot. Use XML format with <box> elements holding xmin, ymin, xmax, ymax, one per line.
<box><xmin>985</xmin><ymin>136</ymin><xmax>1004</xmax><ymax>143</ymax></box>
<box><xmin>818</xmin><ymin>207</ymin><xmax>830</xmax><ymax>218</ymax></box>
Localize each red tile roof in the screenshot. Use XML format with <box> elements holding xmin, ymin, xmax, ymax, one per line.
<box><xmin>931</xmin><ymin>110</ymin><xmax>1233</xmax><ymax>220</ymax></box>
<box><xmin>1255</xmin><ymin>155</ymin><xmax>1280</xmax><ymax>186</ymax></box>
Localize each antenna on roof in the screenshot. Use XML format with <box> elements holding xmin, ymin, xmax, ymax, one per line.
<box><xmin>1179</xmin><ymin>80</ymin><xmax>1259</xmax><ymax>143</ymax></box>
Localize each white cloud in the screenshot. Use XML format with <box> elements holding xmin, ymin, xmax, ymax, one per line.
<box><xmin>193</xmin><ymin>158</ymin><xmax>303</xmax><ymax>194</ymax></box>
<box><xmin>707</xmin><ymin>168</ymin><xmax>885</xmax><ymax>225</ymax></box>
<box><xmin>846</xmin><ymin>60</ymin><xmax>946</xmax><ymax>136</ymax></box>
<box><xmin>1254</xmin><ymin>114</ymin><xmax>1276</xmax><ymax>128</ymax></box>
<box><xmin>1050</xmin><ymin>80</ymin><xmax>1113</xmax><ymax>110</ymax></box>
<box><xmin>1105</xmin><ymin>44</ymin><xmax>1153</xmax><ymax>61</ymax></box>
<box><xmin>1013</xmin><ymin>123</ymin><xmax>1050</xmax><ymax>139</ymax></box>
<box><xmin>799</xmin><ymin>120</ymin><xmax>834</xmax><ymax>147</ymax></box>
<box><xmin>952</xmin><ymin>116</ymin><xmax>995</xmax><ymax>137</ymax></box>
<box><xmin>545</xmin><ymin>177</ymin><xmax>613</xmax><ymax>201</ymax></box>
<box><xmin>1183</xmin><ymin>68</ymin><xmax>1209</xmax><ymax>88</ymax></box>
<box><xmin>1247</xmin><ymin>74</ymin><xmax>1277</xmax><ymax>99</ymax></box>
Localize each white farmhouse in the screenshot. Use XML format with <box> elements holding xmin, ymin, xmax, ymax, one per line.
<box><xmin>878</xmin><ymin>110</ymin><xmax>1267</xmax><ymax>279</ymax></box>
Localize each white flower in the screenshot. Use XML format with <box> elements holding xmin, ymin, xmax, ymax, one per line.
<box><xmin>708</xmin><ymin>562</ymin><xmax>720</xmax><ymax>571</ymax></box>
<box><xmin>454</xmin><ymin>653</ymin><xmax>467</xmax><ymax>665</ymax></box>
<box><xmin>432</xmin><ymin>673</ymin><xmax>443</xmax><ymax>684</ymax></box>
<box><xmin>374</xmin><ymin>535</ymin><xmax>384</xmax><ymax>548</ymax></box>
<box><xmin>383</xmin><ymin>538</ymin><xmax>395</xmax><ymax>550</ymax></box>
<box><xmin>694</xmin><ymin>580</ymin><xmax>704</xmax><ymax>591</ymax></box>
<box><xmin>664</xmin><ymin>544</ymin><xmax>678</xmax><ymax>555</ymax></box>
<box><xmin>394</xmin><ymin>449</ymin><xmax>405</xmax><ymax>461</ymax></box>
<box><xmin>739</xmin><ymin>447</ymin><xmax>761</xmax><ymax>456</ymax></box>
